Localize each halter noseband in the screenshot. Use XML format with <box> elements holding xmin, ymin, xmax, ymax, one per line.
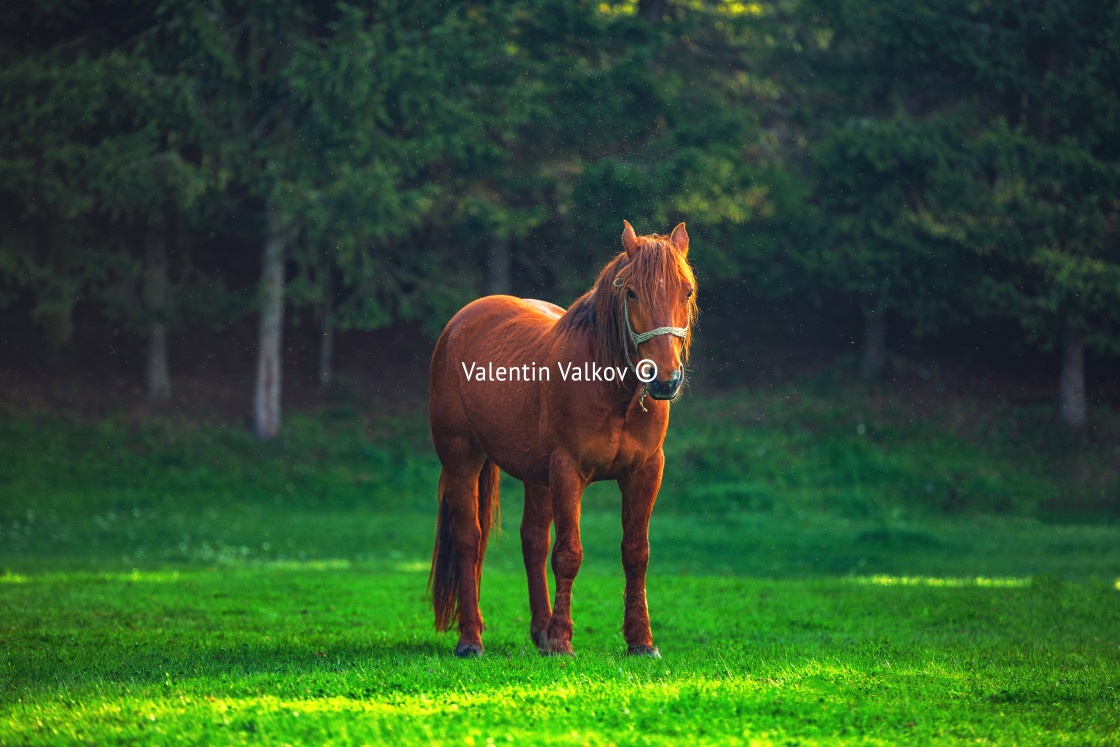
<box><xmin>623</xmin><ymin>296</ymin><xmax>688</xmax><ymax>355</ymax></box>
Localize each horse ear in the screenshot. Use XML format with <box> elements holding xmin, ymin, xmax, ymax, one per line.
<box><xmin>670</xmin><ymin>222</ymin><xmax>689</xmax><ymax>256</ymax></box>
<box><xmin>622</xmin><ymin>220</ymin><xmax>640</xmax><ymax>259</ymax></box>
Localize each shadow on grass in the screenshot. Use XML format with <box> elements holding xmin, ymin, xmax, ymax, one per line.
<box><xmin>5</xmin><ymin>639</ymin><xmax>453</xmax><ymax>693</ymax></box>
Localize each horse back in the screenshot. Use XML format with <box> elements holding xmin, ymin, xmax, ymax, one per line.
<box><xmin>429</xmin><ymin>295</ymin><xmax>563</xmax><ymax>484</ymax></box>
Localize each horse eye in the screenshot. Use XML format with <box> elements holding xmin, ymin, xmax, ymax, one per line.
<box><xmin>686</xmin><ymin>290</ymin><xmax>694</xmax><ymax>300</ymax></box>
<box><xmin>626</xmin><ymin>288</ymin><xmax>637</xmax><ymax>300</ymax></box>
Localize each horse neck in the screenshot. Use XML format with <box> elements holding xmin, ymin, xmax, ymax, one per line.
<box><xmin>553</xmin><ymin>316</ymin><xmax>642</xmax><ymax>413</ymax></box>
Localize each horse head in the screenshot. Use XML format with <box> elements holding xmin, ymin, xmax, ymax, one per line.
<box><xmin>616</xmin><ymin>220</ymin><xmax>697</xmax><ymax>400</ymax></box>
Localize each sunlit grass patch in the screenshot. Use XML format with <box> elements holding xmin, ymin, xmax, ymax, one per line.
<box><xmin>848</xmin><ymin>575</ymin><xmax>1031</xmax><ymax>588</ymax></box>
<box><xmin>4</xmin><ymin>630</ymin><xmax>1118</xmax><ymax>745</ymax></box>
<box><xmin>395</xmin><ymin>560</ymin><xmax>434</xmax><ymax>573</ymax></box>
<box><xmin>255</xmin><ymin>558</ymin><xmax>353</xmax><ymax>572</ymax></box>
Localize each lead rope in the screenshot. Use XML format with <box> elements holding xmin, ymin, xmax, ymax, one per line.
<box><xmin>614</xmin><ymin>277</ymin><xmax>689</xmax><ymax>412</ymax></box>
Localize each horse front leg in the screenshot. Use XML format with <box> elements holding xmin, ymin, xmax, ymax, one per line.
<box><xmin>546</xmin><ymin>453</ymin><xmax>586</xmax><ymax>656</ymax></box>
<box><xmin>619</xmin><ymin>450</ymin><xmax>664</xmax><ymax>657</ymax></box>
<box><xmin>521</xmin><ymin>482</ymin><xmax>554</xmax><ymax>653</ymax></box>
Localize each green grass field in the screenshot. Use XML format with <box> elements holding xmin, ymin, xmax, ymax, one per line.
<box><xmin>2</xmin><ymin>382</ymin><xmax>1119</xmax><ymax>744</ymax></box>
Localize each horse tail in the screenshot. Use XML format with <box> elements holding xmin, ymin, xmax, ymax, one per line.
<box><xmin>429</xmin><ymin>471</ymin><xmax>458</xmax><ymax>632</ymax></box>
<box><xmin>428</xmin><ymin>460</ymin><xmax>501</xmax><ymax>632</ymax></box>
<box><xmin>476</xmin><ymin>458</ymin><xmax>501</xmax><ymax>580</ymax></box>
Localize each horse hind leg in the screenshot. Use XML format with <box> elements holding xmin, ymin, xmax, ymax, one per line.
<box><xmin>521</xmin><ymin>482</ymin><xmax>553</xmax><ymax>652</ymax></box>
<box><xmin>429</xmin><ymin>450</ymin><xmax>499</xmax><ymax>658</ymax></box>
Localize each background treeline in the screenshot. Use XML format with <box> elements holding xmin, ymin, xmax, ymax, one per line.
<box><xmin>1</xmin><ymin>0</ymin><xmax>1118</xmax><ymax>436</ymax></box>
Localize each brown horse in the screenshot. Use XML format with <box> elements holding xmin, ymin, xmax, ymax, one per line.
<box><xmin>428</xmin><ymin>221</ymin><xmax>697</xmax><ymax>657</ymax></box>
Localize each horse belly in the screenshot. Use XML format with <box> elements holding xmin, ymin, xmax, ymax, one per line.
<box><xmin>461</xmin><ymin>378</ymin><xmax>549</xmax><ymax>483</ymax></box>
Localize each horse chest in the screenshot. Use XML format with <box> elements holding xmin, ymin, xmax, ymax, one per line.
<box><xmin>567</xmin><ymin>412</ymin><xmax>662</xmax><ymax>480</ymax></box>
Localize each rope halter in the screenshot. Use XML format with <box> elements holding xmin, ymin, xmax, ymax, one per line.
<box><xmin>614</xmin><ymin>275</ymin><xmax>689</xmax><ymax>410</ymax></box>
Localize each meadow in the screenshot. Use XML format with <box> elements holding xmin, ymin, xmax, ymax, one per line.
<box><xmin>2</xmin><ymin>380</ymin><xmax>1119</xmax><ymax>745</ymax></box>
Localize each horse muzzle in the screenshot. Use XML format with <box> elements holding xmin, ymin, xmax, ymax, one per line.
<box><xmin>647</xmin><ymin>369</ymin><xmax>683</xmax><ymax>400</ymax></box>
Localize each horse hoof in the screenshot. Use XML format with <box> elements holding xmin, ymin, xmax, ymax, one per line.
<box><xmin>628</xmin><ymin>645</ymin><xmax>661</xmax><ymax>659</ymax></box>
<box><xmin>545</xmin><ymin>640</ymin><xmax>574</xmax><ymax>657</ymax></box>
<box><xmin>455</xmin><ymin>642</ymin><xmax>484</xmax><ymax>658</ymax></box>
<box><xmin>530</xmin><ymin>627</ymin><xmax>549</xmax><ymax>652</ymax></box>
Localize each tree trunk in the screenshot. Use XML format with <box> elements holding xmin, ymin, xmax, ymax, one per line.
<box><xmin>859</xmin><ymin>308</ymin><xmax>887</xmax><ymax>380</ymax></box>
<box><xmin>253</xmin><ymin>206</ymin><xmax>286</xmax><ymax>440</ymax></box>
<box><xmin>487</xmin><ymin>238</ymin><xmax>511</xmax><ymax>296</ymax></box>
<box><xmin>144</xmin><ymin>224</ymin><xmax>172</xmax><ymax>403</ymax></box>
<box><xmin>1059</xmin><ymin>319</ymin><xmax>1087</xmax><ymax>427</ymax></box>
<box><xmin>318</xmin><ymin>274</ymin><xmax>333</xmax><ymax>390</ymax></box>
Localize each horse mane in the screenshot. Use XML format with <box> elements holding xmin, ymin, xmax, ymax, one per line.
<box><xmin>558</xmin><ymin>232</ymin><xmax>697</xmax><ymax>375</ymax></box>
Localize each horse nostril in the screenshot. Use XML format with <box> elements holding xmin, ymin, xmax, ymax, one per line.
<box><xmin>670</xmin><ymin>369</ymin><xmax>682</xmax><ymax>386</ymax></box>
